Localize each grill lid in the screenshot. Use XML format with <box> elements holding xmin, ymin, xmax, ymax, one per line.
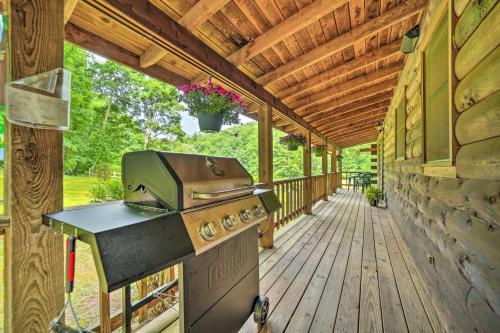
<box><xmin>122</xmin><ymin>151</ymin><xmax>254</xmax><ymax>210</ymax></box>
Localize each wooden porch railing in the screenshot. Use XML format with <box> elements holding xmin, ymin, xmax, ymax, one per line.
<box><xmin>273</xmin><ymin>176</ymin><xmax>306</xmax><ymax>228</ymax></box>
<box><xmin>340</xmin><ymin>171</ymin><xmax>378</xmax><ymax>188</ymax></box>
<box><xmin>311</xmin><ymin>175</ymin><xmax>326</xmax><ymax>204</ymax></box>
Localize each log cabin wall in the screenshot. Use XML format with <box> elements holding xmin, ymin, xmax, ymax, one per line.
<box><xmin>380</xmin><ymin>0</ymin><xmax>500</xmax><ymax>332</ymax></box>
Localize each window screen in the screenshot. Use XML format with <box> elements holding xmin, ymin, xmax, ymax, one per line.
<box><xmin>395</xmin><ymin>98</ymin><xmax>406</xmax><ymax>160</ymax></box>
<box><xmin>424</xmin><ymin>13</ymin><xmax>449</xmax><ymax>162</ymax></box>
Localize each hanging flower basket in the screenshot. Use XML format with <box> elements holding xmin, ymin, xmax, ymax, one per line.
<box><xmin>312</xmin><ymin>144</ymin><xmax>326</xmax><ymax>157</ymax></box>
<box><xmin>279</xmin><ymin>133</ymin><xmax>307</xmax><ymax>151</ymax></box>
<box><xmin>178</xmin><ymin>82</ymin><xmax>247</xmax><ymax>132</ymax></box>
<box><xmin>337</xmin><ymin>154</ymin><xmax>344</xmax><ymax>160</ymax></box>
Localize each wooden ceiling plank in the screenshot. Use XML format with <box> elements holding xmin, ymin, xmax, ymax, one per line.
<box><xmin>333</xmin><ymin>132</ymin><xmax>379</xmax><ymax>145</ymax></box>
<box><xmin>302</xmin><ymin>79</ymin><xmax>395</xmax><ymax>119</ymax></box>
<box><xmin>290</xmin><ymin>61</ymin><xmax>403</xmax><ymax>109</ymax></box>
<box><xmin>64</xmin><ymin>0</ymin><xmax>79</xmax><ymax>24</ymax></box>
<box><xmin>256</xmin><ymin>0</ymin><xmax>427</xmax><ymax>86</ymax></box>
<box><xmin>65</xmin><ymin>23</ymin><xmax>189</xmax><ymax>86</ymax></box>
<box><xmin>139</xmin><ymin>44</ymin><xmax>168</xmax><ymax>68</ymax></box>
<box><xmin>227</xmin><ymin>0</ymin><xmax>349</xmax><ymax>66</ymax></box>
<box><xmin>178</xmin><ymin>0</ymin><xmax>232</xmax><ymax>32</ymax></box>
<box><xmin>328</xmin><ymin>122</ymin><xmax>384</xmax><ymax>139</ymax></box>
<box><xmin>315</xmin><ymin>103</ymin><xmax>388</xmax><ymax>129</ymax></box>
<box><xmin>88</xmin><ymin>0</ymin><xmax>327</xmax><ymax>141</ymax></box>
<box><xmin>322</xmin><ymin>111</ymin><xmax>387</xmax><ymax>131</ymax></box>
<box><xmin>277</xmin><ymin>39</ymin><xmax>401</xmax><ymax>99</ymax></box>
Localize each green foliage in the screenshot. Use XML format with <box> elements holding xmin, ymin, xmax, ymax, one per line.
<box><xmin>365</xmin><ymin>186</ymin><xmax>383</xmax><ymax>206</ymax></box>
<box><xmin>63</xmin><ymin>43</ymin><xmax>184</xmax><ymax>175</ymax></box>
<box><xmin>89</xmin><ymin>178</ymin><xmax>123</xmax><ymax>203</ymax></box>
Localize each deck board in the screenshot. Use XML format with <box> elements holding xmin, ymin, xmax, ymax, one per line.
<box><xmin>163</xmin><ymin>190</ymin><xmax>440</xmax><ymax>333</ymax></box>
<box><xmin>245</xmin><ymin>189</ymin><xmax>439</xmax><ymax>333</ymax></box>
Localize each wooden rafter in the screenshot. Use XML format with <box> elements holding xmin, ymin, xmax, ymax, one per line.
<box><xmin>322</xmin><ymin>111</ymin><xmax>387</xmax><ymax>134</ymax></box>
<box><xmin>318</xmin><ymin>108</ymin><xmax>388</xmax><ymax>134</ymax></box>
<box><xmin>65</xmin><ymin>23</ymin><xmax>189</xmax><ymax>86</ymax></box>
<box><xmin>312</xmin><ymin>100</ymin><xmax>390</xmax><ymax>128</ymax></box>
<box><xmin>304</xmin><ymin>84</ymin><xmax>395</xmax><ymax>120</ymax></box>
<box><xmin>334</xmin><ymin>129</ymin><xmax>379</xmax><ymax>142</ymax></box>
<box><xmin>64</xmin><ymin>0</ymin><xmax>79</xmax><ymax>24</ymax></box>
<box><xmin>226</xmin><ymin>0</ymin><xmax>349</xmax><ymax>66</ymax></box>
<box><xmin>278</xmin><ymin>40</ymin><xmax>402</xmax><ymax>100</ymax></box>
<box><xmin>328</xmin><ymin>122</ymin><xmax>384</xmax><ymax>140</ymax></box>
<box><xmin>289</xmin><ymin>62</ymin><xmax>403</xmax><ymax>110</ymax></box>
<box><xmin>139</xmin><ymin>44</ymin><xmax>167</xmax><ymax>68</ymax></box>
<box><xmin>335</xmin><ymin>134</ymin><xmax>379</xmax><ymax>147</ymax></box>
<box><xmin>83</xmin><ymin>0</ymin><xmax>327</xmax><ymax>142</ymax></box>
<box><xmin>256</xmin><ymin>0</ymin><xmax>427</xmax><ymax>86</ymax></box>
<box><xmin>178</xmin><ymin>0</ymin><xmax>231</xmax><ymax>32</ymax></box>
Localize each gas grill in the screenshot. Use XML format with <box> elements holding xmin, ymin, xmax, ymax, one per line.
<box><xmin>43</xmin><ymin>151</ymin><xmax>281</xmax><ymax>333</ymax></box>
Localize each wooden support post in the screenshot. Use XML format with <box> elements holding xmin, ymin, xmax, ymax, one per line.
<box><xmin>139</xmin><ymin>278</ymin><xmax>148</xmax><ymax>322</ymax></box>
<box><xmin>304</xmin><ymin>131</ymin><xmax>312</xmax><ymax>214</ymax></box>
<box><xmin>100</xmin><ymin>289</ymin><xmax>112</xmax><ymax>333</ymax></box>
<box><xmin>258</xmin><ymin>104</ymin><xmax>274</xmax><ymax>248</ymax></box>
<box><xmin>331</xmin><ymin>147</ymin><xmax>337</xmax><ymax>194</ymax></box>
<box><xmin>4</xmin><ymin>1</ymin><xmax>65</xmax><ymax>332</ymax></box>
<box><xmin>322</xmin><ymin>139</ymin><xmax>328</xmax><ymax>201</ymax></box>
<box><xmin>338</xmin><ymin>148</ymin><xmax>343</xmax><ymax>189</ymax></box>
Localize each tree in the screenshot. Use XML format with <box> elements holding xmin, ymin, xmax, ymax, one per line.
<box><xmin>130</xmin><ymin>76</ymin><xmax>184</xmax><ymax>149</ymax></box>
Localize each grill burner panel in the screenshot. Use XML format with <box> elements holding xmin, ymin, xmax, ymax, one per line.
<box><xmin>182</xmin><ymin>195</ymin><xmax>265</xmax><ymax>254</ymax></box>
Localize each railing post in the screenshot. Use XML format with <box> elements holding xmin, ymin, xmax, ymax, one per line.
<box><xmin>258</xmin><ymin>103</ymin><xmax>274</xmax><ymax>248</ymax></box>
<box><xmin>331</xmin><ymin>146</ymin><xmax>337</xmax><ymax>194</ymax></box>
<box><xmin>322</xmin><ymin>139</ymin><xmax>328</xmax><ymax>201</ymax></box>
<box><xmin>338</xmin><ymin>148</ymin><xmax>343</xmax><ymax>189</ymax></box>
<box><xmin>304</xmin><ymin>131</ymin><xmax>313</xmax><ymax>214</ymax></box>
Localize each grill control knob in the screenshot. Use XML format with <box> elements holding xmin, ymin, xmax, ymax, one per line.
<box><xmin>199</xmin><ymin>221</ymin><xmax>216</xmax><ymax>241</ymax></box>
<box><xmin>253</xmin><ymin>204</ymin><xmax>265</xmax><ymax>216</ymax></box>
<box><xmin>240</xmin><ymin>209</ymin><xmax>252</xmax><ymax>223</ymax></box>
<box><xmin>222</xmin><ymin>215</ymin><xmax>237</xmax><ymax>231</ymax></box>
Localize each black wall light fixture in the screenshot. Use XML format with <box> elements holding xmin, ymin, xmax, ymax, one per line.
<box><xmin>401</xmin><ymin>25</ymin><xmax>420</xmax><ymax>53</ymax></box>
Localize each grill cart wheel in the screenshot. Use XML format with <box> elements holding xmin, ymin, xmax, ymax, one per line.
<box><xmin>253</xmin><ymin>295</ymin><xmax>270</xmax><ymax>326</ymax></box>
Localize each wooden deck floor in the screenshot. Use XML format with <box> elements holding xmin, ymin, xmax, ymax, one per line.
<box><xmin>240</xmin><ymin>189</ymin><xmax>443</xmax><ymax>333</ymax></box>
<box><xmin>161</xmin><ymin>190</ymin><xmax>443</xmax><ymax>333</ymax></box>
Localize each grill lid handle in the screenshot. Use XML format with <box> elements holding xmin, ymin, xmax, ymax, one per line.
<box><xmin>191</xmin><ymin>185</ymin><xmax>256</xmax><ymax>200</ymax></box>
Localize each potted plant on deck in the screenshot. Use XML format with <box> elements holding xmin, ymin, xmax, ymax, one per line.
<box><xmin>312</xmin><ymin>144</ymin><xmax>326</xmax><ymax>157</ymax></box>
<box><xmin>279</xmin><ymin>133</ymin><xmax>307</xmax><ymax>151</ymax></box>
<box><xmin>365</xmin><ymin>186</ymin><xmax>383</xmax><ymax>207</ymax></box>
<box><xmin>178</xmin><ymin>82</ymin><xmax>247</xmax><ymax>132</ymax></box>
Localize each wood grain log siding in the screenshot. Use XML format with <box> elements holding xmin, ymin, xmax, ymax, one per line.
<box><xmin>5</xmin><ymin>1</ymin><xmax>65</xmax><ymax>332</ymax></box>
<box><xmin>379</xmin><ymin>0</ymin><xmax>500</xmax><ymax>331</ymax></box>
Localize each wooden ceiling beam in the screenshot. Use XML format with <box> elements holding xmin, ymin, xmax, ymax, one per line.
<box><xmin>87</xmin><ymin>0</ymin><xmax>327</xmax><ymax>141</ymax></box>
<box><xmin>139</xmin><ymin>44</ymin><xmax>167</xmax><ymax>68</ymax></box>
<box><xmin>318</xmin><ymin>110</ymin><xmax>387</xmax><ymax>136</ymax></box>
<box><xmin>289</xmin><ymin>62</ymin><xmax>403</xmax><ymax>110</ymax></box>
<box><xmin>65</xmin><ymin>23</ymin><xmax>189</xmax><ymax>86</ymax></box>
<box><xmin>277</xmin><ymin>40</ymin><xmax>401</xmax><ymax>100</ymax></box>
<box><xmin>328</xmin><ymin>123</ymin><xmax>384</xmax><ymax>140</ymax></box>
<box><xmin>322</xmin><ymin>111</ymin><xmax>387</xmax><ymax>134</ymax></box>
<box><xmin>178</xmin><ymin>0</ymin><xmax>232</xmax><ymax>32</ymax></box>
<box><xmin>227</xmin><ymin>0</ymin><xmax>348</xmax><ymax>66</ymax></box>
<box><xmin>334</xmin><ymin>132</ymin><xmax>379</xmax><ymax>146</ymax></box>
<box><xmin>257</xmin><ymin>0</ymin><xmax>427</xmax><ymax>86</ymax></box>
<box><xmin>301</xmin><ymin>79</ymin><xmax>396</xmax><ymax>118</ymax></box>
<box><xmin>64</xmin><ymin>0</ymin><xmax>79</xmax><ymax>24</ymax></box>
<box><xmin>314</xmin><ymin>102</ymin><xmax>389</xmax><ymax>129</ymax></box>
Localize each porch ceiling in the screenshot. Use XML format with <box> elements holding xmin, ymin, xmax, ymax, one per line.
<box><xmin>65</xmin><ymin>0</ymin><xmax>425</xmax><ymax>147</ymax></box>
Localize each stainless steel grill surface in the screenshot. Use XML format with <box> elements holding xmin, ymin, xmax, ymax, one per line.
<box><xmin>43</xmin><ymin>151</ymin><xmax>281</xmax><ymax>333</ymax></box>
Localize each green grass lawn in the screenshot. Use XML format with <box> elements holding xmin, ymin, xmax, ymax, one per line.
<box><xmin>0</xmin><ymin>169</ymin><xmax>100</xmax><ymax>331</ymax></box>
